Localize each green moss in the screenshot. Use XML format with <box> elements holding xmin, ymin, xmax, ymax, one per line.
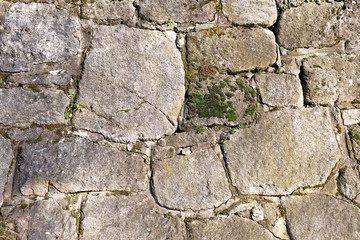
<box><xmin>278</xmin><ymin>204</ymin><xmax>286</xmax><ymax>217</ymax></box>
<box><xmin>244</xmin><ymin>104</ymin><xmax>256</xmax><ymax>117</ymax></box>
<box><xmin>311</xmin><ymin>64</ymin><xmax>323</xmax><ymax>69</ymax></box>
<box><xmin>227</xmin><ymin>109</ymin><xmax>237</xmax><ymax>121</ymax></box>
<box><xmin>194</xmin><ymin>126</ymin><xmax>205</xmax><ymax>134</ymax></box>
<box><xmin>21</xmin><ymin>203</ymin><xmax>28</xmax><ymax>209</ymax></box>
<box><xmin>336</xmin><ymin>124</ymin><xmax>342</xmax><ymax>134</ymax></box>
<box><xmin>29</xmin><ymin>84</ymin><xmax>41</xmax><ymax>92</ymax></box>
<box><xmin>111</xmin><ymin>190</ymin><xmax>130</xmax><ymax>196</ymax></box>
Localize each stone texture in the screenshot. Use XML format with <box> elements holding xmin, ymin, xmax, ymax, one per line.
<box><xmin>6</xmin><ymin>127</ymin><xmax>43</xmax><ymax>142</ymax></box>
<box><xmin>255</xmin><ymin>73</ymin><xmax>303</xmax><ymax>107</ymax></box>
<box><xmin>341</xmin><ymin>0</ymin><xmax>360</xmax><ymax>54</ymax></box>
<box><xmin>342</xmin><ymin>109</ymin><xmax>360</xmax><ymax>126</ymax></box>
<box><xmin>74</xmin><ymin>25</ymin><xmax>185</xmax><ymax>142</ymax></box>
<box><xmin>338</xmin><ymin>166</ymin><xmax>360</xmax><ymax>200</ymax></box>
<box><xmin>82</xmin><ymin>192</ymin><xmax>183</xmax><ymax>240</ymax></box>
<box><xmin>12</xmin><ymin>72</ymin><xmax>72</xmax><ymax>86</ymax></box>
<box><xmin>0</xmin><ymin>2</ymin><xmax>80</xmax><ymax>72</ymax></box>
<box><xmin>82</xmin><ymin>0</ymin><xmax>135</xmax><ymax>22</ymax></box>
<box><xmin>277</xmin><ymin>2</ymin><xmax>342</xmax><ymax>49</ymax></box>
<box><xmin>302</xmin><ymin>55</ymin><xmax>360</xmax><ymax>106</ymax></box>
<box><xmin>223</xmin><ymin>107</ymin><xmax>341</xmax><ymax>195</ymax></box>
<box><xmin>283</xmin><ymin>194</ymin><xmax>360</xmax><ymax>240</ymax></box>
<box><xmin>0</xmin><ymin>135</ymin><xmax>13</xmax><ymax>207</ymax></box>
<box><xmin>0</xmin><ymin>88</ymin><xmax>69</xmax><ymax>126</ymax></box>
<box><xmin>221</xmin><ymin>0</ymin><xmax>277</xmax><ymax>27</ymax></box>
<box><xmin>20</xmin><ymin>137</ymin><xmax>148</xmax><ymax>196</ymax></box>
<box><xmin>134</xmin><ymin>0</ymin><xmax>217</xmax><ymax>24</ymax></box>
<box><xmin>187</xmin><ymin>27</ymin><xmax>277</xmax><ymax>73</ymax></box>
<box><xmin>188</xmin><ymin>217</ymin><xmax>277</xmax><ymax>240</ymax></box>
<box><xmin>349</xmin><ymin>126</ymin><xmax>360</xmax><ymax>160</ymax></box>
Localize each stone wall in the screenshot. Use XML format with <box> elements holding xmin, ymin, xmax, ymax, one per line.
<box><xmin>0</xmin><ymin>0</ymin><xmax>360</xmax><ymax>239</ymax></box>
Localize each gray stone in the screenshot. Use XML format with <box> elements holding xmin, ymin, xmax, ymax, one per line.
<box><xmin>188</xmin><ymin>217</ymin><xmax>277</xmax><ymax>240</ymax></box>
<box><xmin>349</xmin><ymin>126</ymin><xmax>360</xmax><ymax>160</ymax></box>
<box><xmin>221</xmin><ymin>0</ymin><xmax>277</xmax><ymax>27</ymax></box>
<box><xmin>0</xmin><ymin>135</ymin><xmax>13</xmax><ymax>207</ymax></box>
<box><xmin>283</xmin><ymin>194</ymin><xmax>360</xmax><ymax>240</ymax></box>
<box><xmin>255</xmin><ymin>73</ymin><xmax>303</xmax><ymax>107</ymax></box>
<box><xmin>6</xmin><ymin>127</ymin><xmax>43</xmax><ymax>142</ymax></box>
<box><xmin>342</xmin><ymin>109</ymin><xmax>360</xmax><ymax>126</ymax></box>
<box><xmin>277</xmin><ymin>2</ymin><xmax>342</xmax><ymax>49</ymax></box>
<box><xmin>187</xmin><ymin>27</ymin><xmax>277</xmax><ymax>73</ymax></box>
<box><xmin>302</xmin><ymin>55</ymin><xmax>360</xmax><ymax>106</ymax></box>
<box><xmin>134</xmin><ymin>0</ymin><xmax>217</xmax><ymax>24</ymax></box>
<box><xmin>82</xmin><ymin>192</ymin><xmax>183</xmax><ymax>240</ymax></box>
<box><xmin>338</xmin><ymin>166</ymin><xmax>360</xmax><ymax>200</ymax></box>
<box><xmin>223</xmin><ymin>107</ymin><xmax>341</xmax><ymax>195</ymax></box>
<box><xmin>341</xmin><ymin>1</ymin><xmax>360</xmax><ymax>54</ymax></box>
<box><xmin>12</xmin><ymin>72</ymin><xmax>72</xmax><ymax>86</ymax></box>
<box><xmin>0</xmin><ymin>88</ymin><xmax>69</xmax><ymax>126</ymax></box>
<box><xmin>82</xmin><ymin>0</ymin><xmax>135</xmax><ymax>22</ymax></box>
<box><xmin>20</xmin><ymin>137</ymin><xmax>148</xmax><ymax>196</ymax></box>
<box><xmin>0</xmin><ymin>2</ymin><xmax>80</xmax><ymax>72</ymax></box>
<box><xmin>73</xmin><ymin>25</ymin><xmax>185</xmax><ymax>142</ymax></box>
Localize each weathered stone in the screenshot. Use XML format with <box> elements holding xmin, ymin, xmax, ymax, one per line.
<box><xmin>255</xmin><ymin>73</ymin><xmax>303</xmax><ymax>107</ymax></box>
<box><xmin>0</xmin><ymin>135</ymin><xmax>12</xmax><ymax>207</ymax></box>
<box><xmin>338</xmin><ymin>166</ymin><xmax>360</xmax><ymax>200</ymax></box>
<box><xmin>12</xmin><ymin>72</ymin><xmax>72</xmax><ymax>86</ymax></box>
<box><xmin>302</xmin><ymin>55</ymin><xmax>360</xmax><ymax>106</ymax></box>
<box><xmin>6</xmin><ymin>127</ymin><xmax>43</xmax><ymax>142</ymax></box>
<box><xmin>74</xmin><ymin>25</ymin><xmax>185</xmax><ymax>142</ymax></box>
<box><xmin>342</xmin><ymin>109</ymin><xmax>360</xmax><ymax>126</ymax></box>
<box><xmin>221</xmin><ymin>0</ymin><xmax>277</xmax><ymax>27</ymax></box>
<box><xmin>283</xmin><ymin>194</ymin><xmax>360</xmax><ymax>240</ymax></box>
<box><xmin>20</xmin><ymin>137</ymin><xmax>148</xmax><ymax>196</ymax></box>
<box><xmin>188</xmin><ymin>217</ymin><xmax>277</xmax><ymax>240</ymax></box>
<box><xmin>0</xmin><ymin>88</ymin><xmax>69</xmax><ymax>126</ymax></box>
<box><xmin>82</xmin><ymin>0</ymin><xmax>135</xmax><ymax>22</ymax></box>
<box><xmin>341</xmin><ymin>1</ymin><xmax>360</xmax><ymax>54</ymax></box>
<box><xmin>223</xmin><ymin>107</ymin><xmax>341</xmax><ymax>195</ymax></box>
<box><xmin>82</xmin><ymin>192</ymin><xmax>183</xmax><ymax>240</ymax></box>
<box><xmin>134</xmin><ymin>0</ymin><xmax>217</xmax><ymax>24</ymax></box>
<box><xmin>187</xmin><ymin>27</ymin><xmax>277</xmax><ymax>73</ymax></box>
<box><xmin>349</xmin><ymin>126</ymin><xmax>360</xmax><ymax>160</ymax></box>
<box><xmin>277</xmin><ymin>2</ymin><xmax>342</xmax><ymax>49</ymax></box>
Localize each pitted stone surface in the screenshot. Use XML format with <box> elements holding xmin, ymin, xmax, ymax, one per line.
<box><xmin>82</xmin><ymin>192</ymin><xmax>183</xmax><ymax>240</ymax></box>
<box><xmin>350</xmin><ymin>126</ymin><xmax>360</xmax><ymax>160</ymax></box>
<box><xmin>82</xmin><ymin>0</ymin><xmax>135</xmax><ymax>22</ymax></box>
<box><xmin>341</xmin><ymin>0</ymin><xmax>360</xmax><ymax>54</ymax></box>
<box><xmin>221</xmin><ymin>0</ymin><xmax>277</xmax><ymax>27</ymax></box>
<box><xmin>0</xmin><ymin>88</ymin><xmax>69</xmax><ymax>126</ymax></box>
<box><xmin>0</xmin><ymin>2</ymin><xmax>80</xmax><ymax>72</ymax></box>
<box><xmin>223</xmin><ymin>107</ymin><xmax>341</xmax><ymax>195</ymax></box>
<box><xmin>187</xmin><ymin>27</ymin><xmax>277</xmax><ymax>73</ymax></box>
<box><xmin>0</xmin><ymin>135</ymin><xmax>12</xmax><ymax>207</ymax></box>
<box><xmin>20</xmin><ymin>137</ymin><xmax>148</xmax><ymax>196</ymax></box>
<box><xmin>12</xmin><ymin>72</ymin><xmax>72</xmax><ymax>86</ymax></box>
<box><xmin>74</xmin><ymin>25</ymin><xmax>185</xmax><ymax>142</ymax></box>
<box><xmin>338</xmin><ymin>166</ymin><xmax>360</xmax><ymax>200</ymax></box>
<box><xmin>342</xmin><ymin>109</ymin><xmax>360</xmax><ymax>126</ymax></box>
<box><xmin>255</xmin><ymin>73</ymin><xmax>303</xmax><ymax>107</ymax></box>
<box><xmin>277</xmin><ymin>2</ymin><xmax>342</xmax><ymax>49</ymax></box>
<box><xmin>283</xmin><ymin>195</ymin><xmax>360</xmax><ymax>240</ymax></box>
<box><xmin>134</xmin><ymin>0</ymin><xmax>217</xmax><ymax>24</ymax></box>
<box><xmin>188</xmin><ymin>217</ymin><xmax>277</xmax><ymax>240</ymax></box>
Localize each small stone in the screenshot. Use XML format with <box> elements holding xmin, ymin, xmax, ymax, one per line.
<box><xmin>342</xmin><ymin>109</ymin><xmax>360</xmax><ymax>126</ymax></box>
<box><xmin>0</xmin><ymin>135</ymin><xmax>13</xmax><ymax>207</ymax></box>
<box><xmin>349</xmin><ymin>126</ymin><xmax>360</xmax><ymax>160</ymax></box>
<box><xmin>12</xmin><ymin>72</ymin><xmax>72</xmax><ymax>86</ymax></box>
<box><xmin>338</xmin><ymin>166</ymin><xmax>360</xmax><ymax>200</ymax></box>
<box><xmin>251</xmin><ymin>207</ymin><xmax>264</xmax><ymax>221</ymax></box>
<box><xmin>82</xmin><ymin>0</ymin><xmax>135</xmax><ymax>22</ymax></box>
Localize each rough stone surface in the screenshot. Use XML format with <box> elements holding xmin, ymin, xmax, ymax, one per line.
<box><xmin>343</xmin><ymin>109</ymin><xmax>360</xmax><ymax>126</ymax></box>
<box><xmin>255</xmin><ymin>73</ymin><xmax>303</xmax><ymax>107</ymax></box>
<box><xmin>82</xmin><ymin>0</ymin><xmax>135</xmax><ymax>22</ymax></box>
<box><xmin>0</xmin><ymin>2</ymin><xmax>80</xmax><ymax>72</ymax></box>
<box><xmin>12</xmin><ymin>72</ymin><xmax>72</xmax><ymax>86</ymax></box>
<box><xmin>0</xmin><ymin>88</ymin><xmax>69</xmax><ymax>126</ymax></box>
<box><xmin>224</xmin><ymin>107</ymin><xmax>341</xmax><ymax>195</ymax></box>
<box><xmin>74</xmin><ymin>25</ymin><xmax>185</xmax><ymax>142</ymax></box>
<box><xmin>221</xmin><ymin>0</ymin><xmax>277</xmax><ymax>27</ymax></box>
<box><xmin>6</xmin><ymin>127</ymin><xmax>43</xmax><ymax>142</ymax></box>
<box><xmin>277</xmin><ymin>2</ymin><xmax>342</xmax><ymax>49</ymax></box>
<box><xmin>188</xmin><ymin>217</ymin><xmax>277</xmax><ymax>240</ymax></box>
<box><xmin>20</xmin><ymin>137</ymin><xmax>148</xmax><ymax>196</ymax></box>
<box><xmin>341</xmin><ymin>0</ymin><xmax>360</xmax><ymax>54</ymax></box>
<box><xmin>302</xmin><ymin>54</ymin><xmax>360</xmax><ymax>106</ymax></box>
<box><xmin>283</xmin><ymin>195</ymin><xmax>360</xmax><ymax>240</ymax></box>
<box><xmin>0</xmin><ymin>135</ymin><xmax>12</xmax><ymax>207</ymax></box>
<box><xmin>82</xmin><ymin>192</ymin><xmax>183</xmax><ymax>240</ymax></box>
<box><xmin>134</xmin><ymin>0</ymin><xmax>217</xmax><ymax>24</ymax></box>
<box><xmin>349</xmin><ymin>126</ymin><xmax>360</xmax><ymax>161</ymax></box>
<box><xmin>187</xmin><ymin>27</ymin><xmax>277</xmax><ymax>73</ymax></box>
<box><xmin>338</xmin><ymin>166</ymin><xmax>360</xmax><ymax>200</ymax></box>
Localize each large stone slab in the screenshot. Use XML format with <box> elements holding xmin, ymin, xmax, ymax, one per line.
<box><xmin>221</xmin><ymin>0</ymin><xmax>277</xmax><ymax>27</ymax></box>
<box><xmin>187</xmin><ymin>27</ymin><xmax>277</xmax><ymax>73</ymax></box>
<box><xmin>20</xmin><ymin>137</ymin><xmax>148</xmax><ymax>196</ymax></box>
<box><xmin>223</xmin><ymin>107</ymin><xmax>341</xmax><ymax>195</ymax></box>
<box><xmin>82</xmin><ymin>192</ymin><xmax>183</xmax><ymax>240</ymax></box>
<box><xmin>134</xmin><ymin>0</ymin><xmax>217</xmax><ymax>24</ymax></box>
<box><xmin>277</xmin><ymin>2</ymin><xmax>342</xmax><ymax>49</ymax></box>
<box><xmin>0</xmin><ymin>2</ymin><xmax>80</xmax><ymax>72</ymax></box>
<box><xmin>188</xmin><ymin>217</ymin><xmax>277</xmax><ymax>240</ymax></box>
<box><xmin>73</xmin><ymin>25</ymin><xmax>185</xmax><ymax>142</ymax></box>
<box><xmin>82</xmin><ymin>0</ymin><xmax>135</xmax><ymax>22</ymax></box>
<box><xmin>283</xmin><ymin>195</ymin><xmax>360</xmax><ymax>240</ymax></box>
<box><xmin>0</xmin><ymin>88</ymin><xmax>69</xmax><ymax>126</ymax></box>
<box><xmin>0</xmin><ymin>135</ymin><xmax>12</xmax><ymax>207</ymax></box>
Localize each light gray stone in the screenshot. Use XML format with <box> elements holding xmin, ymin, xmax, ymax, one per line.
<box><xmin>12</xmin><ymin>72</ymin><xmax>72</xmax><ymax>86</ymax></box>
<box><xmin>283</xmin><ymin>194</ymin><xmax>360</xmax><ymax>240</ymax></box>
<box><xmin>20</xmin><ymin>137</ymin><xmax>148</xmax><ymax>196</ymax></box>
<box><xmin>6</xmin><ymin>127</ymin><xmax>43</xmax><ymax>142</ymax></box>
<box><xmin>74</xmin><ymin>25</ymin><xmax>185</xmax><ymax>142</ymax></box>
<box><xmin>255</xmin><ymin>73</ymin><xmax>303</xmax><ymax>107</ymax></box>
<box><xmin>221</xmin><ymin>0</ymin><xmax>277</xmax><ymax>27</ymax></box>
<box><xmin>0</xmin><ymin>135</ymin><xmax>13</xmax><ymax>207</ymax></box>
<box><xmin>277</xmin><ymin>2</ymin><xmax>342</xmax><ymax>49</ymax></box>
<box><xmin>342</xmin><ymin>109</ymin><xmax>360</xmax><ymax>126</ymax></box>
<box><xmin>82</xmin><ymin>192</ymin><xmax>183</xmax><ymax>240</ymax></box>
<box><xmin>349</xmin><ymin>126</ymin><xmax>360</xmax><ymax>160</ymax></box>
<box><xmin>0</xmin><ymin>2</ymin><xmax>80</xmax><ymax>72</ymax></box>
<box><xmin>82</xmin><ymin>0</ymin><xmax>135</xmax><ymax>22</ymax></box>
<box><xmin>341</xmin><ymin>1</ymin><xmax>360</xmax><ymax>54</ymax></box>
<box><xmin>188</xmin><ymin>217</ymin><xmax>277</xmax><ymax>240</ymax></box>
<box><xmin>224</xmin><ymin>107</ymin><xmax>341</xmax><ymax>195</ymax></box>
<box><xmin>338</xmin><ymin>166</ymin><xmax>360</xmax><ymax>200</ymax></box>
<box><xmin>134</xmin><ymin>0</ymin><xmax>217</xmax><ymax>24</ymax></box>
<box><xmin>0</xmin><ymin>88</ymin><xmax>69</xmax><ymax>126</ymax></box>
<box><xmin>187</xmin><ymin>27</ymin><xmax>277</xmax><ymax>73</ymax></box>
